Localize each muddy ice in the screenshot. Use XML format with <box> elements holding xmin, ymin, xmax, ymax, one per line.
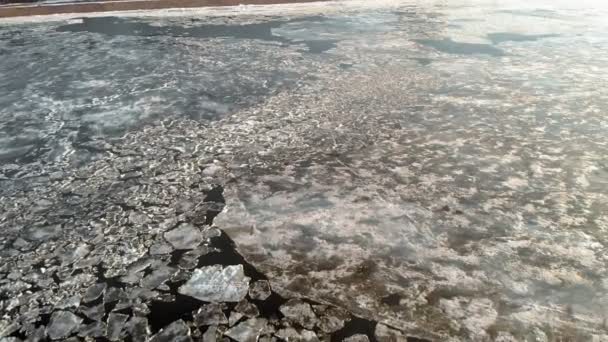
<box><xmin>1</xmin><ymin>0</ymin><xmax>608</xmax><ymax>341</ymax></box>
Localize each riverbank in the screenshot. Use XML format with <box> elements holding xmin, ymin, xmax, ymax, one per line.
<box><xmin>0</xmin><ymin>0</ymin><xmax>324</xmax><ymax>18</ymax></box>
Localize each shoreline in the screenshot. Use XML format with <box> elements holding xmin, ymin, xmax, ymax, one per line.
<box><xmin>0</xmin><ymin>0</ymin><xmax>325</xmax><ymax>18</ymax></box>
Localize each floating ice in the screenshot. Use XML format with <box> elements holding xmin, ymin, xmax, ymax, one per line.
<box><xmin>46</xmin><ymin>311</ymin><xmax>83</xmax><ymax>340</ymax></box>
<box><xmin>106</xmin><ymin>313</ymin><xmax>129</xmax><ymax>341</ymax></box>
<box><xmin>0</xmin><ymin>320</ymin><xmax>19</xmax><ymax>338</ymax></box>
<box><xmin>316</xmin><ymin>306</ymin><xmax>349</xmax><ymax>334</ymax></box>
<box><xmin>229</xmin><ymin>312</ymin><xmax>245</xmax><ymax>327</ymax></box>
<box><xmin>279</xmin><ymin>299</ymin><xmax>317</xmax><ymax>330</ymax></box>
<box><xmin>375</xmin><ymin>323</ymin><xmax>407</xmax><ymax>342</ymax></box>
<box><xmin>234</xmin><ymin>299</ymin><xmax>259</xmax><ymax>318</ymax></box>
<box><xmin>104</xmin><ymin>287</ymin><xmax>127</xmax><ymax>304</ymax></box>
<box><xmin>193</xmin><ymin>303</ymin><xmax>228</xmax><ymax>326</ymax></box>
<box><xmin>178</xmin><ymin>265</ymin><xmax>250</xmax><ymax>302</ymax></box>
<box><xmin>83</xmin><ymin>283</ymin><xmax>106</xmax><ymax>303</ymax></box>
<box><xmin>78</xmin><ymin>322</ymin><xmax>106</xmax><ymax>338</ymax></box>
<box><xmin>248</xmin><ymin>280</ymin><xmax>271</xmax><ymax>301</ymax></box>
<box><xmin>54</xmin><ymin>295</ymin><xmax>81</xmax><ymax>310</ymax></box>
<box><xmin>343</xmin><ymin>334</ymin><xmax>370</xmax><ymax>342</ymax></box>
<box><xmin>223</xmin><ymin>318</ymin><xmax>267</xmax><ymax>342</ymax></box>
<box><xmin>80</xmin><ymin>304</ymin><xmax>105</xmax><ymax>321</ymax></box>
<box><xmin>163</xmin><ymin>223</ymin><xmax>204</xmax><ymax>250</ymax></box>
<box><xmin>150</xmin><ymin>319</ymin><xmax>191</xmax><ymax>342</ymax></box>
<box><xmin>127</xmin><ymin>316</ymin><xmax>149</xmax><ymax>342</ymax></box>
<box><xmin>140</xmin><ymin>266</ymin><xmax>176</xmax><ymax>289</ymax></box>
<box><xmin>275</xmin><ymin>327</ymin><xmax>319</xmax><ymax>341</ymax></box>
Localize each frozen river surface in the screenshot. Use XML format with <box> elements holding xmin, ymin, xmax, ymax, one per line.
<box><xmin>1</xmin><ymin>0</ymin><xmax>608</xmax><ymax>340</ymax></box>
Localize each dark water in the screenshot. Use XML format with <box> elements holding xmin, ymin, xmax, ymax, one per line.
<box><xmin>413</xmin><ymin>38</ymin><xmax>505</xmax><ymax>56</ymax></box>
<box><xmin>486</xmin><ymin>32</ymin><xmax>560</xmax><ymax>44</ymax></box>
<box><xmin>0</xmin><ymin>15</ymin><xmax>339</xmax><ymax>165</ymax></box>
<box><xmin>56</xmin><ymin>16</ymin><xmax>337</xmax><ymax>53</ymax></box>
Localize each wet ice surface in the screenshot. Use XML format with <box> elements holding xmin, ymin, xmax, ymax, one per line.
<box><xmin>178</xmin><ymin>265</ymin><xmax>250</xmax><ymax>302</ymax></box>
<box><xmin>2</xmin><ymin>0</ymin><xmax>608</xmax><ymax>341</ymax></box>
<box><xmin>0</xmin><ymin>15</ymin><xmax>325</xmax><ymax>165</ymax></box>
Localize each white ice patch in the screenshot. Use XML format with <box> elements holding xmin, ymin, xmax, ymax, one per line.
<box><xmin>178</xmin><ymin>265</ymin><xmax>250</xmax><ymax>302</ymax></box>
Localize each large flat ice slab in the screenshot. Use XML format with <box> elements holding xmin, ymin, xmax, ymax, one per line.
<box><xmin>178</xmin><ymin>265</ymin><xmax>251</xmax><ymax>302</ymax></box>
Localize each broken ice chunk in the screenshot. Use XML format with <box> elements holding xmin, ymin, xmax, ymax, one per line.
<box><xmin>202</xmin><ymin>325</ymin><xmax>218</xmax><ymax>342</ymax></box>
<box><xmin>229</xmin><ymin>312</ymin><xmax>245</xmax><ymax>327</ymax></box>
<box><xmin>150</xmin><ymin>320</ymin><xmax>192</xmax><ymax>342</ymax></box>
<box><xmin>178</xmin><ymin>265</ymin><xmax>250</xmax><ymax>302</ymax></box>
<box><xmin>149</xmin><ymin>242</ymin><xmax>173</xmax><ymax>255</ymax></box>
<box><xmin>61</xmin><ymin>244</ymin><xmax>90</xmax><ymax>266</ymax></box>
<box><xmin>248</xmin><ymin>280</ymin><xmax>271</xmax><ymax>301</ymax></box>
<box><xmin>375</xmin><ymin>323</ymin><xmax>407</xmax><ymax>342</ymax></box>
<box><xmin>12</xmin><ymin>237</ymin><xmax>30</xmax><ymax>250</ymax></box>
<box><xmin>300</xmin><ymin>330</ymin><xmax>321</xmax><ymax>342</ymax></box>
<box><xmin>178</xmin><ymin>251</ymin><xmax>201</xmax><ymax>270</ymax></box>
<box><xmin>106</xmin><ymin>313</ymin><xmax>129</xmax><ymax>341</ymax></box>
<box><xmin>27</xmin><ymin>224</ymin><xmax>61</xmax><ymax>241</ymax></box>
<box><xmin>132</xmin><ymin>301</ymin><xmax>151</xmax><ymax>316</ymax></box>
<box><xmin>83</xmin><ymin>283</ymin><xmax>106</xmax><ymax>303</ymax></box>
<box><xmin>235</xmin><ymin>299</ymin><xmax>259</xmax><ymax>318</ymax></box>
<box><xmin>54</xmin><ymin>295</ymin><xmax>81</xmax><ymax>310</ymax></box>
<box><xmin>46</xmin><ymin>311</ymin><xmax>83</xmax><ymax>340</ymax></box>
<box><xmin>140</xmin><ymin>266</ymin><xmax>176</xmax><ymax>289</ymax></box>
<box><xmin>224</xmin><ymin>318</ymin><xmax>267</xmax><ymax>342</ymax></box>
<box><xmin>104</xmin><ymin>287</ymin><xmax>127</xmax><ymax>304</ymax></box>
<box><xmin>129</xmin><ymin>211</ymin><xmax>149</xmax><ymax>226</ymax></box>
<box><xmin>279</xmin><ymin>299</ymin><xmax>318</xmax><ymax>330</ymax></box>
<box><xmin>78</xmin><ymin>322</ymin><xmax>106</xmax><ymax>338</ymax></box>
<box><xmin>29</xmin><ymin>326</ymin><xmax>47</xmax><ymax>340</ymax></box>
<box><xmin>275</xmin><ymin>327</ymin><xmax>320</xmax><ymax>341</ymax></box>
<box><xmin>201</xmin><ymin>226</ymin><xmax>222</xmax><ymax>240</ymax></box>
<box><xmin>127</xmin><ymin>316</ymin><xmax>150</xmax><ymax>342</ymax></box>
<box><xmin>193</xmin><ymin>303</ymin><xmax>228</xmax><ymax>326</ymax></box>
<box><xmin>343</xmin><ymin>334</ymin><xmax>370</xmax><ymax>342</ymax></box>
<box><xmin>317</xmin><ymin>306</ymin><xmax>349</xmax><ymax>334</ymax></box>
<box><xmin>79</xmin><ymin>304</ymin><xmax>105</xmax><ymax>321</ymax></box>
<box><xmin>202</xmin><ymin>164</ymin><xmax>224</xmax><ymax>177</ymax></box>
<box><xmin>163</xmin><ymin>223</ymin><xmax>204</xmax><ymax>250</ymax></box>
<box><xmin>0</xmin><ymin>320</ymin><xmax>20</xmax><ymax>337</ymax></box>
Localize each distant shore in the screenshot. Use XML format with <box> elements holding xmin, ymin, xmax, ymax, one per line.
<box><xmin>0</xmin><ymin>0</ymin><xmax>323</xmax><ymax>18</ymax></box>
